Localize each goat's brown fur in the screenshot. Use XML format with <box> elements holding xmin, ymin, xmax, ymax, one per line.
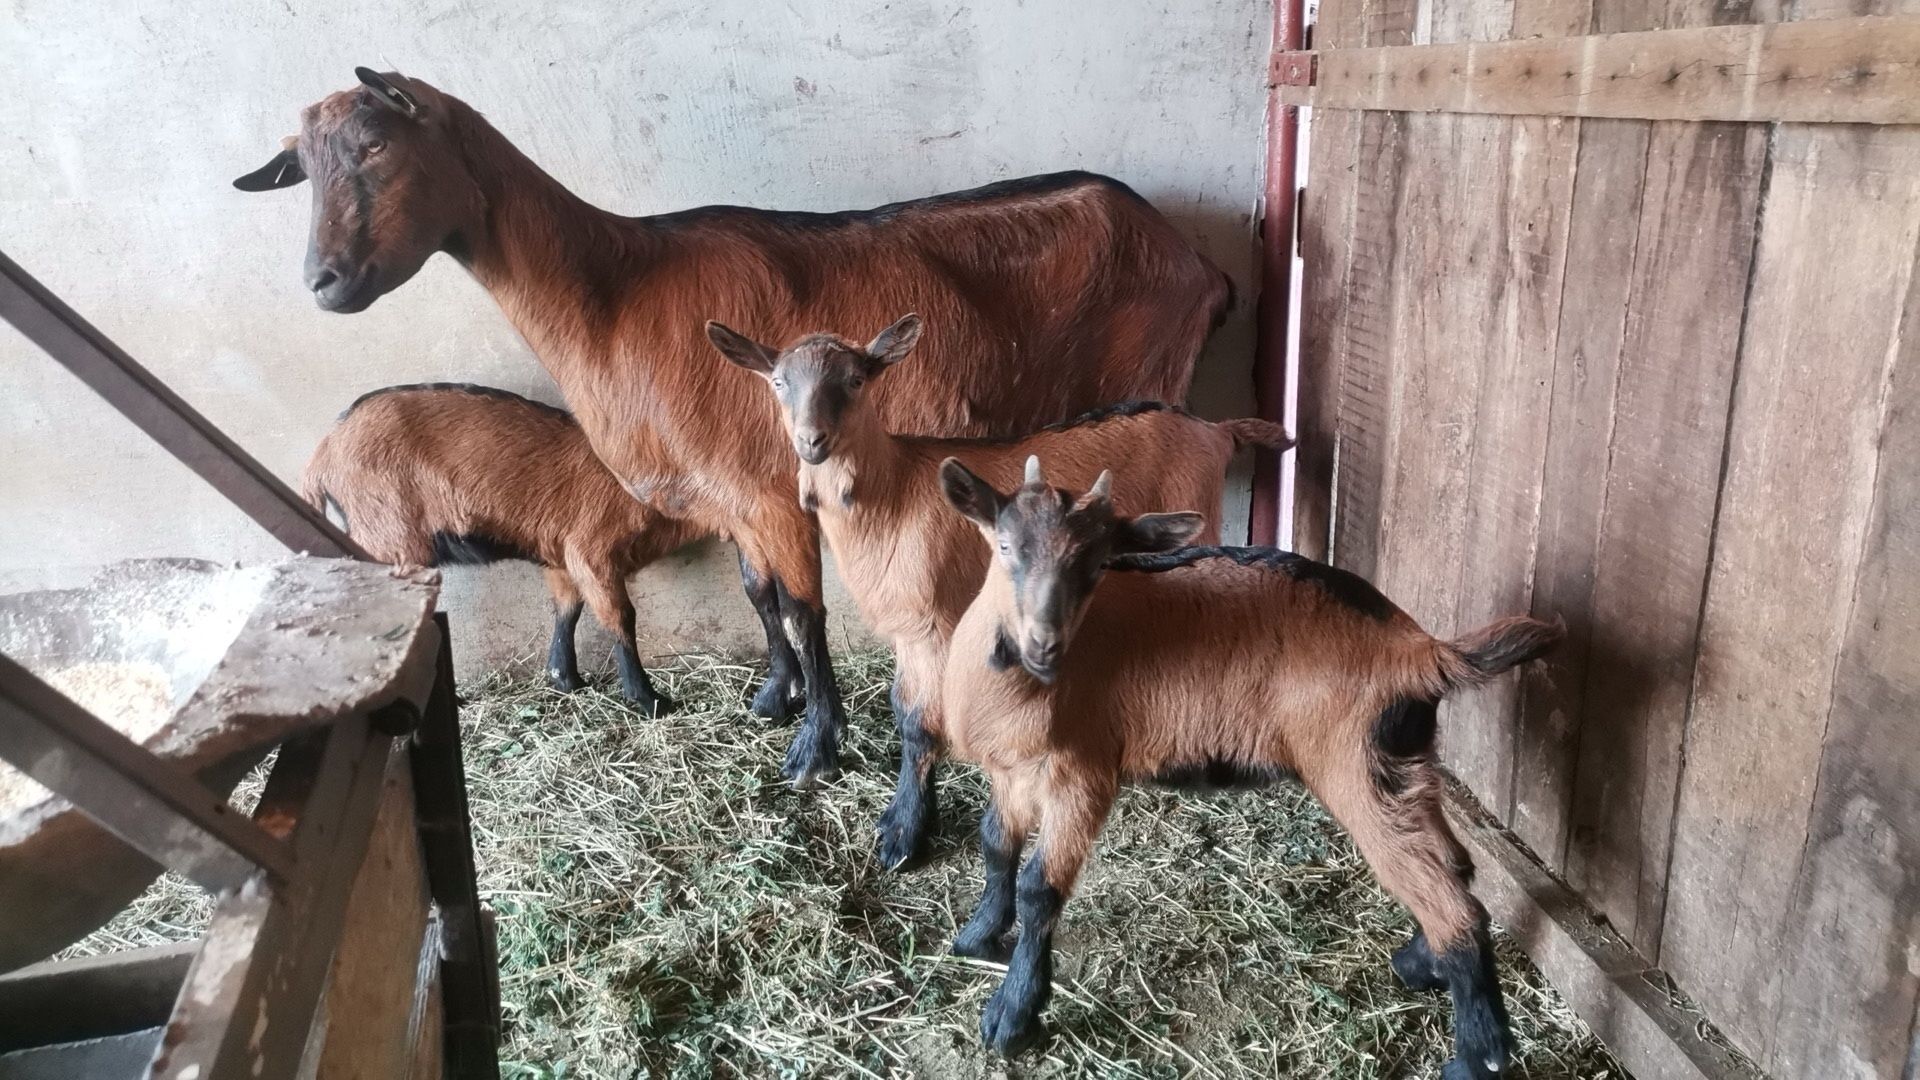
<box><xmin>708</xmin><ymin>321</ymin><xmax>1292</xmax><ymax>864</ymax></box>
<box><xmin>301</xmin><ymin>384</ymin><xmax>709</xmax><ymax>712</ymax></box>
<box><xmin>937</xmin><ymin>463</ymin><xmax>1561</xmax><ymax>1071</ymax></box>
<box><xmin>243</xmin><ymin>70</ymin><xmax>1231</xmax><ymax>785</ymax></box>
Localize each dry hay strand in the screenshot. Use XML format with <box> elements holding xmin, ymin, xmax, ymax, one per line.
<box><xmin>460</xmin><ymin>651</ymin><xmax>1624</xmax><ymax>1080</ymax></box>
<box><xmin>67</xmin><ymin>649</ymin><xmax>1627</xmax><ymax>1079</ymax></box>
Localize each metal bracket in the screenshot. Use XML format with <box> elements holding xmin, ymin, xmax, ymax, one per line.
<box><xmin>1270</xmin><ymin>50</ymin><xmax>1317</xmax><ymax>88</ymax></box>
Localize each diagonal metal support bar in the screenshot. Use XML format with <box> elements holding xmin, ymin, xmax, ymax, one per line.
<box><xmin>0</xmin><ymin>653</ymin><xmax>294</xmax><ymax>891</ymax></box>
<box><xmin>0</xmin><ymin>248</ymin><xmax>364</xmax><ymax>560</ymax></box>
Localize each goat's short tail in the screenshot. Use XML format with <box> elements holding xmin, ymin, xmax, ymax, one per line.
<box><xmin>1214</xmin><ymin>269</ymin><xmax>1237</xmax><ymax>326</ymax></box>
<box><xmin>1435</xmin><ymin>616</ymin><xmax>1565</xmax><ymax>689</ymax></box>
<box><xmin>298</xmin><ymin>437</ymin><xmax>346</xmax><ymax>529</ymax></box>
<box><xmin>1220</xmin><ymin>417</ymin><xmax>1295</xmax><ymax>452</ymax></box>
<box><xmin>298</xmin><ymin>465</ymin><xmax>328</xmax><ymax>514</ymax></box>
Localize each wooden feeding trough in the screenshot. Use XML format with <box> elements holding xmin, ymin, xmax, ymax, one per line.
<box><xmin>0</xmin><ymin>254</ymin><xmax>500</xmax><ymax>1078</ymax></box>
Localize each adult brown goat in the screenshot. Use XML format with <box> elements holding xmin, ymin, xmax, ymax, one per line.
<box><xmin>936</xmin><ymin>456</ymin><xmax>1562</xmax><ymax>1078</ymax></box>
<box><xmin>236</xmin><ymin>67</ymin><xmax>1231</xmax><ymax>787</ymax></box>
<box><xmin>302</xmin><ymin>383</ymin><xmax>750</xmax><ymax>716</ymax></box>
<box><xmin>706</xmin><ymin>314</ymin><xmax>1292</xmax><ymax>867</ymax></box>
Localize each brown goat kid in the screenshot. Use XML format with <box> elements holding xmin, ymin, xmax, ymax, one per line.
<box><xmin>301</xmin><ymin>384</ymin><xmax>739</xmax><ymax>715</ymax></box>
<box><xmin>936</xmin><ymin>457</ymin><xmax>1563</xmax><ymax>1078</ymax></box>
<box><xmin>237</xmin><ymin>68</ymin><xmax>1231</xmax><ymax>788</ymax></box>
<box><xmin>707</xmin><ymin>315</ymin><xmax>1292</xmax><ymax>868</ymax></box>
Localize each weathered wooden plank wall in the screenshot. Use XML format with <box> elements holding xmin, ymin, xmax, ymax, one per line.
<box><xmin>1290</xmin><ymin>0</ymin><xmax>1920</xmax><ymax>1072</ymax></box>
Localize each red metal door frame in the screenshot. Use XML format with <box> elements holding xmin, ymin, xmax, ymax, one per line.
<box><xmin>1249</xmin><ymin>0</ymin><xmax>1307</xmax><ymax>547</ymax></box>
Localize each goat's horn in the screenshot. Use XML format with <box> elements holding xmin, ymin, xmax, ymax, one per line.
<box><xmin>1089</xmin><ymin>470</ymin><xmax>1112</xmax><ymax>502</ymax></box>
<box><xmin>1024</xmin><ymin>455</ymin><xmax>1044</xmax><ymax>485</ymax></box>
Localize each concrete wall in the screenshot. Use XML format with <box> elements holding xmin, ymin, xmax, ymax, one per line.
<box><xmin>0</xmin><ymin>0</ymin><xmax>1270</xmax><ymax>680</ymax></box>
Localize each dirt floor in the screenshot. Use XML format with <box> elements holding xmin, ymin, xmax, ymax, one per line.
<box><xmin>75</xmin><ymin>651</ymin><xmax>1627</xmax><ymax>1079</ymax></box>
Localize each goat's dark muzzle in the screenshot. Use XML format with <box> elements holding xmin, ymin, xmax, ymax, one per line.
<box><xmin>1021</xmin><ymin>636</ymin><xmax>1062</xmax><ymax>684</ymax></box>
<box><xmin>795</xmin><ymin>432</ymin><xmax>832</xmax><ymax>465</ymax></box>
<box><xmin>306</xmin><ymin>261</ymin><xmax>377</xmax><ymax>313</ymax></box>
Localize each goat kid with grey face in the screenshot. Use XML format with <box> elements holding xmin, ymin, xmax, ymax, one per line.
<box><xmin>938</xmin><ymin>456</ymin><xmax>1555</xmax><ymax>1076</ymax></box>
<box><xmin>706</xmin><ymin>317</ymin><xmax>1287</xmax><ymax>870</ymax></box>
<box><xmin>707</xmin><ymin>315</ymin><xmax>922</xmax><ymax>469</ymax></box>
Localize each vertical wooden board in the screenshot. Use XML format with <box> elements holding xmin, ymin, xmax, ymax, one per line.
<box><xmin>1362</xmin><ymin>0</ymin><xmax>1422</xmax><ymax>46</ymax></box>
<box><xmin>1368</xmin><ymin>112</ymin><xmax>1513</xmax><ymax>802</ymax></box>
<box><xmin>1321</xmin><ymin>0</ymin><xmax>1367</xmax><ymax>49</ymax></box>
<box><xmin>1328</xmin><ymin>110</ymin><xmax>1408</xmax><ymax>579</ymax></box>
<box><xmin>1446</xmin><ymin>111</ymin><xmax>1577</xmax><ymax>822</ymax></box>
<box><xmin>1293</xmin><ymin>108</ymin><xmax>1361</xmax><ymax>563</ymax></box>
<box><xmin>1768</xmin><ymin>214</ymin><xmax>1920</xmax><ymax>1080</ymax></box>
<box><xmin>1563</xmin><ymin>120</ymin><xmax>1766</xmax><ymax>953</ymax></box>
<box><xmin>1509</xmin><ymin>117</ymin><xmax>1650</xmax><ymax>861</ymax></box>
<box><xmin>1507</xmin><ymin>0</ymin><xmax>1750</xmax><ymax>879</ymax></box>
<box><xmin>1660</xmin><ymin>124</ymin><xmax>1920</xmax><ymax>1074</ymax></box>
<box><xmin>1292</xmin><ymin>0</ymin><xmax>1403</xmax><ymax>562</ymax></box>
<box><xmin>316</xmin><ymin>759</ymin><xmax>433</xmax><ymax>1080</ymax></box>
<box><xmin>1318</xmin><ymin>0</ymin><xmax>1422</xmax><ymax>570</ymax></box>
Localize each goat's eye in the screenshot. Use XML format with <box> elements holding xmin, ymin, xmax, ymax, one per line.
<box><xmin>770</xmin><ymin>377</ymin><xmax>785</xmax><ymax>390</ymax></box>
<box><xmin>364</xmin><ymin>139</ymin><xmax>387</xmax><ymax>157</ymax></box>
<box><xmin>997</xmin><ymin>538</ymin><xmax>1011</xmax><ymax>555</ymax></box>
<box><xmin>847</xmin><ymin>376</ymin><xmax>865</xmax><ymax>390</ymax></box>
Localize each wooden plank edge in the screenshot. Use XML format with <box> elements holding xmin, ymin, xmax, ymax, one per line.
<box><xmin>1441</xmin><ymin>777</ymin><xmax>1768</xmax><ymax>1080</ymax></box>
<box><xmin>1271</xmin><ymin>15</ymin><xmax>1920</xmax><ymax>124</ymax></box>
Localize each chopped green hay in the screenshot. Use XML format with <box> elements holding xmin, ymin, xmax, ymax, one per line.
<box><xmin>71</xmin><ymin>651</ymin><xmax>1627</xmax><ymax>1079</ymax></box>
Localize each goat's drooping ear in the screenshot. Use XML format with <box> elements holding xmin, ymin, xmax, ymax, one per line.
<box><xmin>233</xmin><ymin>142</ymin><xmax>306</xmax><ymax>191</ymax></box>
<box><xmin>355</xmin><ymin>67</ymin><xmax>421</xmax><ymax>117</ymax></box>
<box><xmin>940</xmin><ymin>457</ymin><xmax>1005</xmax><ymax>529</ymax></box>
<box><xmin>865</xmin><ymin>313</ymin><xmax>922</xmax><ymax>367</ymax></box>
<box><xmin>704</xmin><ymin>321</ymin><xmax>779</xmax><ymax>375</ymax></box>
<box><xmin>1113</xmin><ymin>511</ymin><xmax>1206</xmax><ymax>555</ymax></box>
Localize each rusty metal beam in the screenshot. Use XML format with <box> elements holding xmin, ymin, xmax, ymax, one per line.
<box><xmin>0</xmin><ymin>249</ymin><xmax>363</xmax><ymax>560</ymax></box>
<box><xmin>1250</xmin><ymin>0</ymin><xmax>1307</xmax><ymax>547</ymax></box>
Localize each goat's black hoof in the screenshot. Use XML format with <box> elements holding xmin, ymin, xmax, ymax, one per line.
<box><xmin>951</xmin><ymin>927</ymin><xmax>1010</xmax><ymax>962</ymax></box>
<box><xmin>624</xmin><ymin>691</ymin><xmax>676</xmax><ymax>718</ymax></box>
<box><xmin>781</xmin><ymin>743</ymin><xmax>840</xmax><ymax>791</ymax></box>
<box><xmin>874</xmin><ymin>804</ymin><xmax>928</xmax><ymax>871</ymax></box>
<box><xmin>1391</xmin><ymin>938</ymin><xmax>1446</xmax><ymax>992</ymax></box>
<box><xmin>979</xmin><ymin>989</ymin><xmax>1046</xmax><ymax>1057</ymax></box>
<box><xmin>1441</xmin><ymin>1057</ymin><xmax>1502</xmax><ymax>1080</ymax></box>
<box><xmin>548</xmin><ymin>670</ymin><xmax>585</xmax><ymax>694</ymax></box>
<box><xmin>749</xmin><ymin>674</ymin><xmax>799</xmax><ymax>719</ymax></box>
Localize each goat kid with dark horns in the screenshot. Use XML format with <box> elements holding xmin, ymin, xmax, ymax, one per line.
<box><xmin>936</xmin><ymin>455</ymin><xmax>1564</xmax><ymax>1078</ymax></box>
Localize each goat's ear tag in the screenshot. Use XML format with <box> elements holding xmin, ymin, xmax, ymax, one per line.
<box><xmin>233</xmin><ymin>146</ymin><xmax>306</xmax><ymax>191</ymax></box>
<box><xmin>355</xmin><ymin>67</ymin><xmax>421</xmax><ymax>117</ymax></box>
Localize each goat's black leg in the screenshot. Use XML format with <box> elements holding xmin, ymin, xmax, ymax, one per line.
<box><xmin>953</xmin><ymin>803</ymin><xmax>1022</xmax><ymax>958</ymax></box>
<box><xmin>738</xmin><ymin>550</ymin><xmax>803</xmax><ymax>718</ymax></box>
<box><xmin>774</xmin><ymin>580</ymin><xmax>842</xmax><ymax>789</ymax></box>
<box><xmin>875</xmin><ymin>673</ymin><xmax>939</xmax><ymax>869</ymax></box>
<box><xmin>1434</xmin><ymin>916</ymin><xmax>1511</xmax><ymax>1080</ymax></box>
<box><xmin>540</xmin><ymin>568</ymin><xmax>587</xmax><ymax>692</ymax></box>
<box><xmin>1392</xmin><ymin>929</ymin><xmax>1448</xmax><ymax>992</ymax></box>
<box><xmin>979</xmin><ymin>847</ymin><xmax>1064</xmax><ymax>1056</ymax></box>
<box><xmin>613</xmin><ymin>601</ymin><xmax>675</xmax><ymax>717</ymax></box>
<box><xmin>545</xmin><ymin>601</ymin><xmax>586</xmax><ymax>693</ymax></box>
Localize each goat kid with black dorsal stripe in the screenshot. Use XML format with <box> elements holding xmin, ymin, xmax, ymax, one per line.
<box><xmin>936</xmin><ymin>456</ymin><xmax>1563</xmax><ymax>1078</ymax></box>
<box><xmin>705</xmin><ymin>315</ymin><xmax>1292</xmax><ymax>869</ymax></box>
